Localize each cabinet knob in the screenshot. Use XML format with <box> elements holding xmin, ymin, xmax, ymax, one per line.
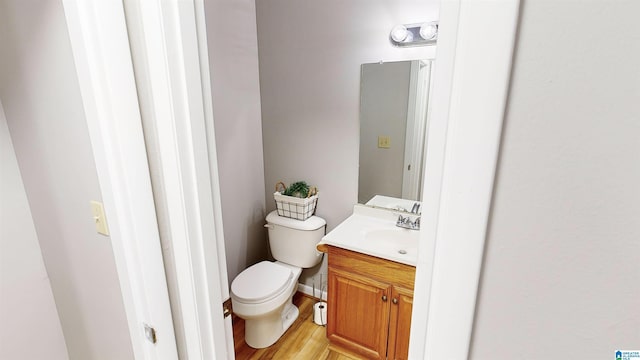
<box><xmin>392</xmin><ymin>298</ymin><xmax>398</xmax><ymax>304</ymax></box>
<box><xmin>382</xmin><ymin>295</ymin><xmax>388</xmax><ymax>302</ymax></box>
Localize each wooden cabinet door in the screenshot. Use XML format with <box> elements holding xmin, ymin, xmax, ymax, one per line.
<box><xmin>327</xmin><ymin>267</ymin><xmax>391</xmax><ymax>359</ymax></box>
<box><xmin>387</xmin><ymin>286</ymin><xmax>414</xmax><ymax>360</ymax></box>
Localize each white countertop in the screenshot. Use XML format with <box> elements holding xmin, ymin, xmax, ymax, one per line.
<box><xmin>319</xmin><ymin>204</ymin><xmax>420</xmax><ymax>266</ymax></box>
<box><xmin>365</xmin><ymin>195</ymin><xmax>421</xmax><ymax>214</ymax></box>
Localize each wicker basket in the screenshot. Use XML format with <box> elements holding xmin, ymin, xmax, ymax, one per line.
<box><xmin>273</xmin><ymin>181</ymin><xmax>319</xmax><ymax>221</ymax></box>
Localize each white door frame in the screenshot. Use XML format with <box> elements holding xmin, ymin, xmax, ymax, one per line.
<box><xmin>409</xmin><ymin>0</ymin><xmax>521</xmax><ymax>359</ymax></box>
<box><xmin>119</xmin><ymin>0</ymin><xmax>233</xmax><ymax>358</ymax></box>
<box><xmin>62</xmin><ymin>1</ymin><xmax>179</xmax><ymax>359</ymax></box>
<box><xmin>402</xmin><ymin>60</ymin><xmax>432</xmax><ymax>200</ymax></box>
<box><xmin>63</xmin><ymin>0</ymin><xmax>233</xmax><ymax>359</ymax></box>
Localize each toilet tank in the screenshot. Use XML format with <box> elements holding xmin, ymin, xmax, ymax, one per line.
<box><xmin>265</xmin><ymin>211</ymin><xmax>326</xmax><ymax>268</ymax></box>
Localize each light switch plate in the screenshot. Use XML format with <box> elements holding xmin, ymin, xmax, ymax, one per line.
<box><xmin>378</xmin><ymin>136</ymin><xmax>391</xmax><ymax>149</ymax></box>
<box><xmin>90</xmin><ymin>200</ymin><xmax>110</xmax><ymax>236</ymax></box>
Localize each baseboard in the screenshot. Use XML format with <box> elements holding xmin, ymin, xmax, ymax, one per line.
<box><xmin>297</xmin><ymin>283</ymin><xmax>327</xmax><ymax>301</ymax></box>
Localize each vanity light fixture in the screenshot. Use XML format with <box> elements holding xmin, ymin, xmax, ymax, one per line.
<box><xmin>390</xmin><ymin>21</ymin><xmax>438</xmax><ymax>47</ymax></box>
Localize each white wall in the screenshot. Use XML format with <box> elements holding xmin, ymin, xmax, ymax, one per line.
<box><xmin>0</xmin><ymin>100</ymin><xmax>69</xmax><ymax>360</ymax></box>
<box><xmin>0</xmin><ymin>1</ymin><xmax>134</xmax><ymax>359</ymax></box>
<box><xmin>204</xmin><ymin>0</ymin><xmax>268</xmax><ymax>285</ymax></box>
<box><xmin>470</xmin><ymin>1</ymin><xmax>640</xmax><ymax>358</ymax></box>
<box><xmin>257</xmin><ymin>0</ymin><xmax>439</xmax><ymax>285</ymax></box>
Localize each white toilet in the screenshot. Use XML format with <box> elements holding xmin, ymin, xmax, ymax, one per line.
<box><xmin>231</xmin><ymin>210</ymin><xmax>326</xmax><ymax>349</ymax></box>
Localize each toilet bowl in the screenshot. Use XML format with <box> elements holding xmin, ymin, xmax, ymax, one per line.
<box><xmin>231</xmin><ymin>261</ymin><xmax>302</xmax><ymax>348</ymax></box>
<box><xmin>230</xmin><ymin>211</ymin><xmax>326</xmax><ymax>349</ymax></box>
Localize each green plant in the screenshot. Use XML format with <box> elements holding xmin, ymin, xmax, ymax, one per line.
<box><xmin>283</xmin><ymin>181</ymin><xmax>310</xmax><ymax>198</ymax></box>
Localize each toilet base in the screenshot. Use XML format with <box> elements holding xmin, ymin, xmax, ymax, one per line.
<box><xmin>281</xmin><ymin>302</ymin><xmax>299</xmax><ymax>333</ymax></box>
<box><xmin>244</xmin><ymin>300</ymin><xmax>299</xmax><ymax>349</ymax></box>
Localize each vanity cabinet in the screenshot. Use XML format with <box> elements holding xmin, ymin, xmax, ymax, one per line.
<box><xmin>325</xmin><ymin>246</ymin><xmax>416</xmax><ymax>360</ymax></box>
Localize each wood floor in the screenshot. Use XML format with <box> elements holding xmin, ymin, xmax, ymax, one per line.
<box><xmin>233</xmin><ymin>292</ymin><xmax>356</xmax><ymax>360</ymax></box>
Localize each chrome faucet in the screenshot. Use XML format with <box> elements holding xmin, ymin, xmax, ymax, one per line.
<box><xmin>396</xmin><ymin>214</ymin><xmax>420</xmax><ymax>230</ymax></box>
<box><xmin>411</xmin><ymin>202</ymin><xmax>421</xmax><ymax>214</ymax></box>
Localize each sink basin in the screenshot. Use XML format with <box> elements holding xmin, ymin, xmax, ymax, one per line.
<box><xmin>319</xmin><ymin>205</ymin><xmax>420</xmax><ymax>266</ymax></box>
<box><xmin>364</xmin><ymin>229</ymin><xmax>418</xmax><ymax>256</ymax></box>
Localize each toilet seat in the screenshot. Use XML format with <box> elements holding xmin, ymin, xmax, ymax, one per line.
<box><xmin>231</xmin><ymin>261</ymin><xmax>293</xmax><ymax>304</ymax></box>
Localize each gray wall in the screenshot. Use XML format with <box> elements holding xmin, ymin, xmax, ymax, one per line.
<box><xmin>204</xmin><ymin>0</ymin><xmax>267</xmax><ymax>285</ymax></box>
<box><xmin>0</xmin><ymin>1</ymin><xmax>134</xmax><ymax>359</ymax></box>
<box><xmin>470</xmin><ymin>1</ymin><xmax>640</xmax><ymax>358</ymax></box>
<box><xmin>0</xmin><ymin>101</ymin><xmax>69</xmax><ymax>360</ymax></box>
<box><xmin>358</xmin><ymin>61</ymin><xmax>411</xmax><ymax>203</ymax></box>
<box><xmin>257</xmin><ymin>0</ymin><xmax>439</xmax><ymax>286</ymax></box>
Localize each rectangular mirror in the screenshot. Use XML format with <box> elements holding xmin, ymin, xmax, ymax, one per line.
<box><xmin>358</xmin><ymin>59</ymin><xmax>433</xmax><ymax>211</ymax></box>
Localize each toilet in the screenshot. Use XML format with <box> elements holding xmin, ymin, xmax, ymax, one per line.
<box><xmin>231</xmin><ymin>210</ymin><xmax>326</xmax><ymax>349</ymax></box>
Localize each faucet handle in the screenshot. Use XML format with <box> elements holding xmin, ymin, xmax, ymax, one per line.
<box><xmin>396</xmin><ymin>214</ymin><xmax>421</xmax><ymax>229</ymax></box>
<box><xmin>411</xmin><ymin>202</ymin><xmax>421</xmax><ymax>214</ymax></box>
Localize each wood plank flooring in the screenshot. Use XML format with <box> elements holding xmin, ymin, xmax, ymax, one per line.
<box><xmin>233</xmin><ymin>292</ymin><xmax>356</xmax><ymax>360</ymax></box>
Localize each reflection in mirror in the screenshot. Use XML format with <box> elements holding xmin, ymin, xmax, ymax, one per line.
<box><xmin>358</xmin><ymin>60</ymin><xmax>433</xmax><ymax>208</ymax></box>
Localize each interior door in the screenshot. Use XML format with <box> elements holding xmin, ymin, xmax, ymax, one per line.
<box><xmin>402</xmin><ymin>60</ymin><xmax>432</xmax><ymax>200</ymax></box>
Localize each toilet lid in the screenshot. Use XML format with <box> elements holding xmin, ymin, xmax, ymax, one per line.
<box><xmin>231</xmin><ymin>261</ymin><xmax>293</xmax><ymax>304</ymax></box>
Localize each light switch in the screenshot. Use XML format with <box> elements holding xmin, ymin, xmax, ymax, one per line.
<box><xmin>90</xmin><ymin>201</ymin><xmax>110</xmax><ymax>236</ymax></box>
<box><xmin>378</xmin><ymin>136</ymin><xmax>391</xmax><ymax>149</ymax></box>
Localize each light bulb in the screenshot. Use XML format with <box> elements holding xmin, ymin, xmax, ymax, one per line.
<box><xmin>390</xmin><ymin>25</ymin><xmax>409</xmax><ymax>42</ymax></box>
<box><xmin>420</xmin><ymin>23</ymin><xmax>438</xmax><ymax>40</ymax></box>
